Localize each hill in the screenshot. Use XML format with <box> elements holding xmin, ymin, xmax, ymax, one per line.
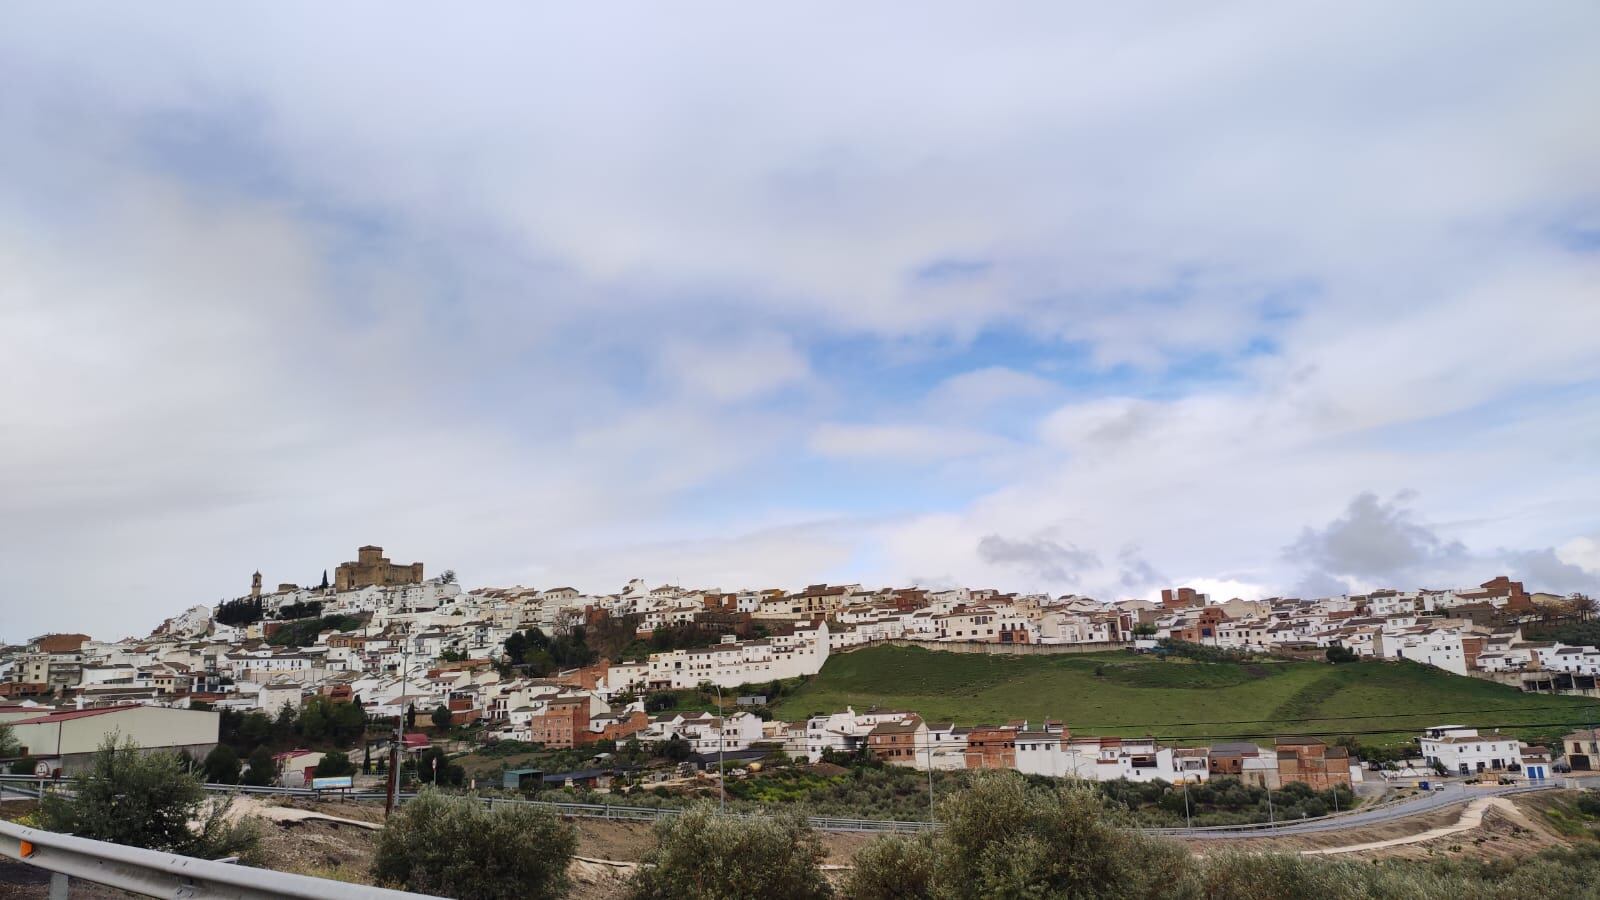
<box><xmin>769</xmin><ymin>645</ymin><xmax>1600</xmax><ymax>747</ymax></box>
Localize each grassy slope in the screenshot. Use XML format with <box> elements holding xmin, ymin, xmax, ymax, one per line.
<box><xmin>770</xmin><ymin>646</ymin><xmax>1600</xmax><ymax>747</ymax></box>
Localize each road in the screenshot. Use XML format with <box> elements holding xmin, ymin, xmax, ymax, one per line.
<box><xmin>1170</xmin><ymin>782</ymin><xmax>1556</xmax><ymax>839</ymax></box>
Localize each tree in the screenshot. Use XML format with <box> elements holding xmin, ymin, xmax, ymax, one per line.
<box><xmin>202</xmin><ymin>744</ymin><xmax>242</xmax><ymax>784</ymax></box>
<box><xmin>1570</xmin><ymin>593</ymin><xmax>1597</xmax><ymax>622</ymax></box>
<box><xmin>39</xmin><ymin>737</ymin><xmax>258</xmax><ymax>860</ymax></box>
<box><xmin>504</xmin><ymin>631</ymin><xmax>528</xmax><ymax>664</ymax></box>
<box><xmin>315</xmin><ymin>750</ymin><xmax>356</xmax><ymax>778</ymax></box>
<box><xmin>1325</xmin><ymin>644</ymin><xmax>1357</xmax><ymax>664</ymax></box>
<box><xmin>844</xmin><ymin>772</ymin><xmax>1190</xmax><ymax>899</ymax></box>
<box><xmin>243</xmin><ymin>746</ymin><xmax>278</xmax><ymax>786</ymax></box>
<box><xmin>0</xmin><ymin>723</ymin><xmax>18</xmax><ymax>760</ymax></box>
<box><xmin>416</xmin><ymin>746</ymin><xmax>464</xmax><ymax>786</ymax></box>
<box><xmin>9</xmin><ymin>756</ymin><xmax>40</xmax><ymax>777</ymax></box>
<box><xmin>432</xmin><ymin>704</ymin><xmax>453</xmax><ymax>730</ymax></box>
<box><xmin>373</xmin><ymin>788</ymin><xmax>576</xmax><ymax>900</ymax></box>
<box><xmin>439</xmin><ymin>569</ymin><xmax>458</xmax><ymax>585</ymax></box>
<box><xmin>320</xmin><ymin>569</ymin><xmax>330</xmax><ymax>590</ymax></box>
<box><xmin>405</xmin><ymin>704</ymin><xmax>417</xmax><ymax>731</ymax></box>
<box><xmin>662</xmin><ymin>735</ymin><xmax>691</xmax><ymax>762</ymax></box>
<box><xmin>628</xmin><ymin>803</ymin><xmax>830</xmax><ymax>900</ymax></box>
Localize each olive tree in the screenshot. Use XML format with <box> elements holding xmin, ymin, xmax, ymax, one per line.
<box><xmin>845</xmin><ymin>772</ymin><xmax>1192</xmax><ymax>899</ymax></box>
<box><xmin>373</xmin><ymin>788</ymin><xmax>576</xmax><ymax>900</ymax></box>
<box><xmin>38</xmin><ymin>737</ymin><xmax>258</xmax><ymax>861</ymax></box>
<box><xmin>627</xmin><ymin>803</ymin><xmax>832</xmax><ymax>900</ymax></box>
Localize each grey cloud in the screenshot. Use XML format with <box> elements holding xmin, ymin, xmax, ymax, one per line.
<box><xmin>1284</xmin><ymin>492</ymin><xmax>1467</xmax><ymax>580</ymax></box>
<box><xmin>1500</xmin><ymin>548</ymin><xmax>1600</xmax><ymax>596</ymax></box>
<box><xmin>978</xmin><ymin>535</ymin><xmax>1100</xmax><ymax>584</ymax></box>
<box><xmin>1116</xmin><ymin>545</ymin><xmax>1166</xmax><ymax>590</ymax></box>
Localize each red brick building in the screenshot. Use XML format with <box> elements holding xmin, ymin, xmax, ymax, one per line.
<box><xmin>965</xmin><ymin>724</ymin><xmax>1019</xmax><ymax>770</ymax></box>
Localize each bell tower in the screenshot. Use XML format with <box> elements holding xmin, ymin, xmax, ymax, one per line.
<box><xmin>251</xmin><ymin>570</ymin><xmax>263</xmax><ymax>599</ymax></box>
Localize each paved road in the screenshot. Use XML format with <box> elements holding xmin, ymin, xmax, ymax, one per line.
<box><xmin>1172</xmin><ymin>782</ymin><xmax>1555</xmax><ymax>839</ymax></box>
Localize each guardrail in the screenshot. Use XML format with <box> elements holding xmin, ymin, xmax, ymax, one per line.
<box><xmin>0</xmin><ymin>819</ymin><xmax>442</xmax><ymax>899</ymax></box>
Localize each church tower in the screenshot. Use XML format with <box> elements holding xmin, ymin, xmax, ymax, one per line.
<box><xmin>251</xmin><ymin>570</ymin><xmax>263</xmax><ymax>600</ymax></box>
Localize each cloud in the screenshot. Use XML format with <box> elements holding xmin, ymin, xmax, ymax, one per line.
<box><xmin>807</xmin><ymin>423</ymin><xmax>1009</xmax><ymax>462</ymax></box>
<box><xmin>657</xmin><ymin>333</ymin><xmax>812</xmax><ymax>403</ymax></box>
<box><xmin>1117</xmin><ymin>546</ymin><xmax>1166</xmax><ymax>591</ymax></box>
<box><xmin>977</xmin><ymin>535</ymin><xmax>1101</xmax><ymax>584</ymax></box>
<box><xmin>3</xmin><ymin>3</ymin><xmax>1600</xmax><ymax>637</ymax></box>
<box><xmin>1285</xmin><ymin>492</ymin><xmax>1468</xmax><ymax>581</ymax></box>
<box><xmin>1501</xmin><ymin>548</ymin><xmax>1600</xmax><ymax>596</ymax></box>
<box><xmin>924</xmin><ymin>366</ymin><xmax>1055</xmax><ymax>413</ymax></box>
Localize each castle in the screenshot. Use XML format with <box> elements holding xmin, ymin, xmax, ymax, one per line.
<box><xmin>333</xmin><ymin>545</ymin><xmax>424</xmax><ymax>592</ymax></box>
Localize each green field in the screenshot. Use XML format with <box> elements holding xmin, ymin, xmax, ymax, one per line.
<box><xmin>769</xmin><ymin>646</ymin><xmax>1600</xmax><ymax>747</ymax></box>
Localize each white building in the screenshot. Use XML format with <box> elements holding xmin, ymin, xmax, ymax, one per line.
<box><xmin>1420</xmin><ymin>725</ymin><xmax>1520</xmax><ymax>775</ymax></box>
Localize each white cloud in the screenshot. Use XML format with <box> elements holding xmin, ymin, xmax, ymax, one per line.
<box><xmin>1557</xmin><ymin>537</ymin><xmax>1600</xmax><ymax>575</ymax></box>
<box><xmin>807</xmin><ymin>423</ymin><xmax>1010</xmax><ymax>462</ymax></box>
<box><xmin>657</xmin><ymin>333</ymin><xmax>811</xmax><ymax>403</ymax></box>
<box><xmin>924</xmin><ymin>366</ymin><xmax>1055</xmax><ymax>413</ymax></box>
<box><xmin>2</xmin><ymin>3</ymin><xmax>1599</xmax><ymax>636</ymax></box>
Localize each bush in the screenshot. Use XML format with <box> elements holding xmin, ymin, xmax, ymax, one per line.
<box><xmin>373</xmin><ymin>789</ymin><xmax>577</xmax><ymax>900</ymax></box>
<box><xmin>628</xmin><ymin>803</ymin><xmax>831</xmax><ymax>900</ymax></box>
<box><xmin>38</xmin><ymin>737</ymin><xmax>258</xmax><ymax>860</ymax></box>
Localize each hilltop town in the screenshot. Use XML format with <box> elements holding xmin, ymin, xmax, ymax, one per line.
<box><xmin>3</xmin><ymin>544</ymin><xmax>1597</xmax><ymax>790</ymax></box>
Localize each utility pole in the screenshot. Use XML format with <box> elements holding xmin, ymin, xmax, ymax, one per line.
<box><xmin>386</xmin><ymin>640</ymin><xmax>410</xmax><ymax>817</ymax></box>
<box><xmin>1182</xmin><ymin>775</ymin><xmax>1191</xmax><ymax>830</ymax></box>
<box><xmin>925</xmin><ymin>737</ymin><xmax>936</xmax><ymax>821</ymax></box>
<box><xmin>713</xmin><ymin>683</ymin><xmax>725</xmax><ymax>813</ymax></box>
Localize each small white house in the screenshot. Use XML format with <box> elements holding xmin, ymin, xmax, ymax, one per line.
<box><xmin>1419</xmin><ymin>725</ymin><xmax>1520</xmax><ymax>775</ymax></box>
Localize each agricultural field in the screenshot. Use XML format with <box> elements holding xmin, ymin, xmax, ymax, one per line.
<box><xmin>770</xmin><ymin>645</ymin><xmax>1600</xmax><ymax>747</ymax></box>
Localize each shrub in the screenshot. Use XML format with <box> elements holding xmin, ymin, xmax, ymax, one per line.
<box><xmin>373</xmin><ymin>789</ymin><xmax>576</xmax><ymax>900</ymax></box>
<box><xmin>627</xmin><ymin>803</ymin><xmax>831</xmax><ymax>900</ymax></box>
<box><xmin>38</xmin><ymin>737</ymin><xmax>258</xmax><ymax>860</ymax></box>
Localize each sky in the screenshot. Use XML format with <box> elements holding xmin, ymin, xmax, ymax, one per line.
<box><xmin>3</xmin><ymin>2</ymin><xmax>1599</xmax><ymax>641</ymax></box>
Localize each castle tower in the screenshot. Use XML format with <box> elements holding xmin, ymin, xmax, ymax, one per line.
<box><xmin>251</xmin><ymin>570</ymin><xmax>262</xmax><ymax>599</ymax></box>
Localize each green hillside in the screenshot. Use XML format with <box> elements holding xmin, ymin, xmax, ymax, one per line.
<box><xmin>769</xmin><ymin>645</ymin><xmax>1600</xmax><ymax>747</ymax></box>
